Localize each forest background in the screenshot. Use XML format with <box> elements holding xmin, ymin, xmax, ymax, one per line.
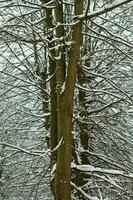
<box><xmin>0</xmin><ymin>0</ymin><xmax>133</xmax><ymax>200</ymax></box>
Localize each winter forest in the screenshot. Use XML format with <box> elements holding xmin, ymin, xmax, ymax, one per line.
<box><xmin>0</xmin><ymin>0</ymin><xmax>133</xmax><ymax>200</ymax></box>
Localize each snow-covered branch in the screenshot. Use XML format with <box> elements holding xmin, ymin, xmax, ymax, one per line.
<box><xmin>72</xmin><ymin>163</ymin><xmax>133</xmax><ymax>179</ymax></box>
<box><xmin>79</xmin><ymin>0</ymin><xmax>133</xmax><ymax>21</ymax></box>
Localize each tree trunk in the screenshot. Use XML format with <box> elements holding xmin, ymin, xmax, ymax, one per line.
<box><xmin>53</xmin><ymin>1</ymin><xmax>84</xmax><ymax>199</ymax></box>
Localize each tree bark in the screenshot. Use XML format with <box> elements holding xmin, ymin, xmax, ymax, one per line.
<box><xmin>53</xmin><ymin>1</ymin><xmax>84</xmax><ymax>199</ymax></box>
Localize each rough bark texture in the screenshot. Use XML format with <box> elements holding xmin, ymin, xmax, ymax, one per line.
<box><xmin>53</xmin><ymin>1</ymin><xmax>84</xmax><ymax>200</ymax></box>
<box><xmin>45</xmin><ymin>6</ymin><xmax>58</xmax><ymax>164</ymax></box>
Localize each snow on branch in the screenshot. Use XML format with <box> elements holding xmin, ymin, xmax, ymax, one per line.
<box><xmin>79</xmin><ymin>0</ymin><xmax>133</xmax><ymax>20</ymax></box>
<box><xmin>0</xmin><ymin>138</ymin><xmax>64</xmax><ymax>158</ymax></box>
<box><xmin>71</xmin><ymin>181</ymin><xmax>99</xmax><ymax>200</ymax></box>
<box><xmin>71</xmin><ymin>163</ymin><xmax>133</xmax><ymax>179</ymax></box>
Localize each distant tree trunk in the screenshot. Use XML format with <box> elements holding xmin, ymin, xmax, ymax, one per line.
<box><xmin>45</xmin><ymin>2</ymin><xmax>58</xmax><ymax>165</ymax></box>
<box><xmin>41</xmin><ymin>0</ymin><xmax>58</xmax><ymax>193</ymax></box>
<box><xmin>74</xmin><ymin>19</ymin><xmax>96</xmax><ymax>198</ymax></box>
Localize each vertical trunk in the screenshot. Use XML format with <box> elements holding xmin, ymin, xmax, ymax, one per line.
<box><xmin>45</xmin><ymin>5</ymin><xmax>58</xmax><ymax>164</ymax></box>
<box><xmin>75</xmin><ymin>17</ymin><xmax>96</xmax><ymax>198</ymax></box>
<box><xmin>39</xmin><ymin>1</ymin><xmax>58</xmax><ymax>165</ymax></box>
<box><xmin>75</xmin><ymin>66</ymin><xmax>90</xmax><ymax>200</ymax></box>
<box><xmin>53</xmin><ymin>1</ymin><xmax>84</xmax><ymax>199</ymax></box>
